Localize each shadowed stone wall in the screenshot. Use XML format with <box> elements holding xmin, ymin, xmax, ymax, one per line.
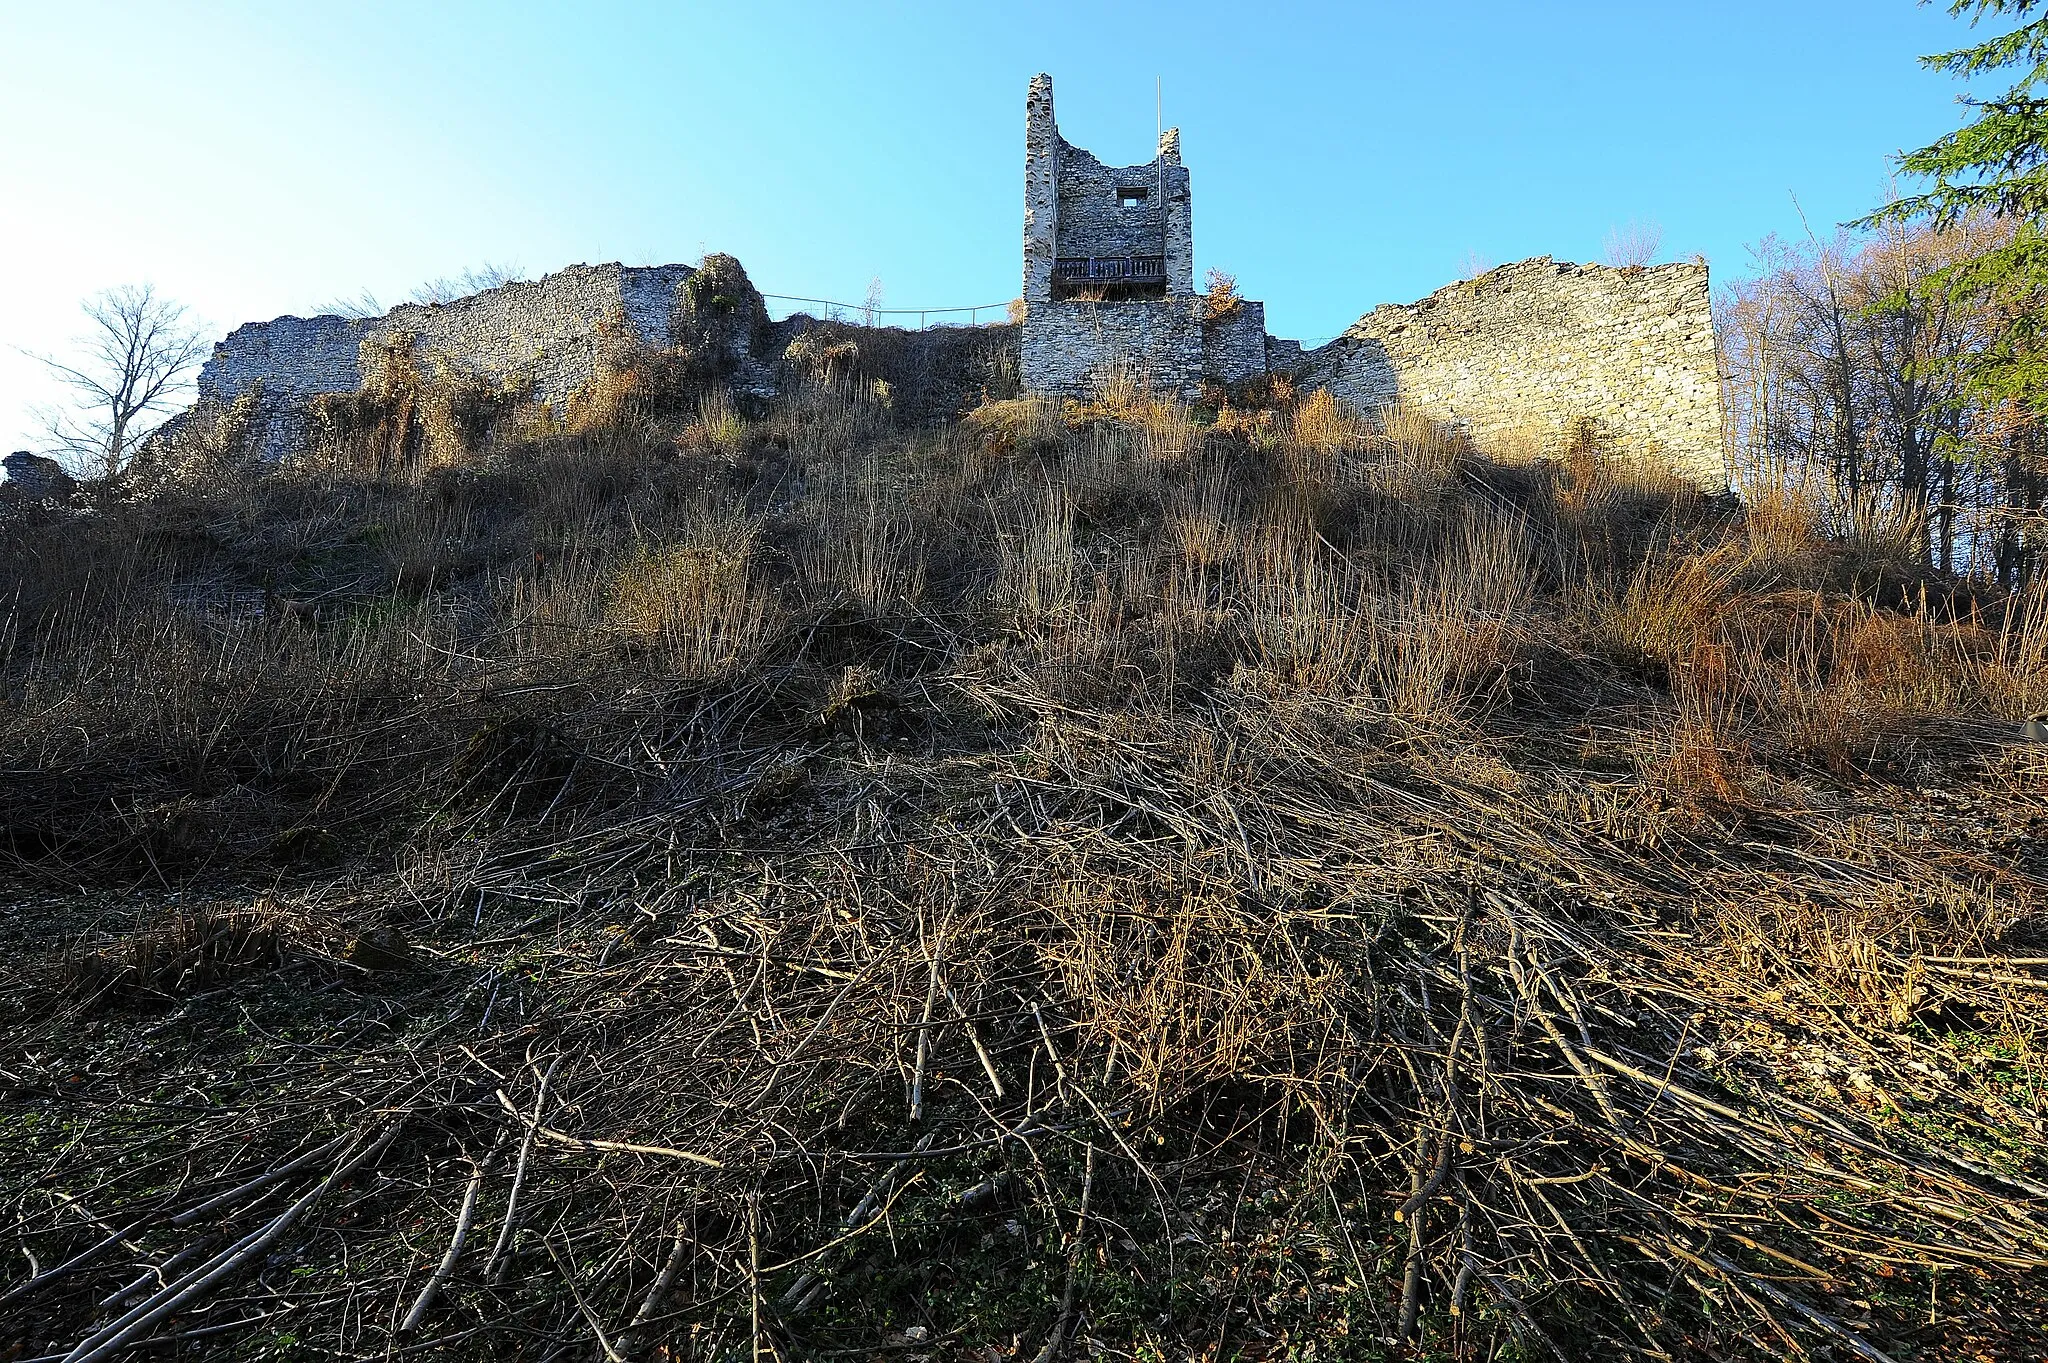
<box><xmin>1286</xmin><ymin>257</ymin><xmax>1726</xmax><ymax>486</ymax></box>
<box><xmin>767</xmin><ymin>316</ymin><xmax>1020</xmax><ymax>422</ymax></box>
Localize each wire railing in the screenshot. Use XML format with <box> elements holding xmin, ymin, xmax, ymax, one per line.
<box><xmin>758</xmin><ymin>290</ymin><xmax>1353</xmax><ymax>349</ymax></box>
<box><xmin>760</xmin><ymin>293</ymin><xmax>1016</xmax><ymax>329</ymax></box>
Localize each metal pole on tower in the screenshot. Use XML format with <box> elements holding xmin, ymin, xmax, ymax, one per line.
<box><xmin>1157</xmin><ymin>77</ymin><xmax>1165</xmax><ymax>277</ymax></box>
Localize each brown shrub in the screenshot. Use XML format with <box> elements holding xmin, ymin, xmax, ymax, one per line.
<box><xmin>310</xmin><ymin>334</ymin><xmax>526</xmax><ymax>476</ymax></box>
<box><xmin>1201</xmin><ymin>267</ymin><xmax>1243</xmax><ymax>322</ymax></box>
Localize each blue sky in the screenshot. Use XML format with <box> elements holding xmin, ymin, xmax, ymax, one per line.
<box><xmin>0</xmin><ymin>0</ymin><xmax>1991</xmax><ymax>452</ymax></box>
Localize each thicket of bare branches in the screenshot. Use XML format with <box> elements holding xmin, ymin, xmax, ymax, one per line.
<box><xmin>1602</xmin><ymin>220</ymin><xmax>1664</xmax><ymax>270</ymax></box>
<box><xmin>1718</xmin><ymin>216</ymin><xmax>2048</xmax><ymax>585</ymax></box>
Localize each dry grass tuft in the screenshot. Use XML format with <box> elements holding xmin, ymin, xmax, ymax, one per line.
<box><xmin>607</xmin><ymin>508</ymin><xmax>776</xmax><ymax>677</ymax></box>
<box><xmin>62</xmin><ymin>900</ymin><xmax>337</xmax><ymax>1005</ymax></box>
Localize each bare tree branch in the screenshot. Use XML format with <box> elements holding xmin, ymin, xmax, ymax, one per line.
<box><xmin>26</xmin><ymin>284</ymin><xmax>207</xmax><ymax>478</ymax></box>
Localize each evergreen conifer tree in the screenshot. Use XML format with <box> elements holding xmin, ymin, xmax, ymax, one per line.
<box><xmin>1864</xmin><ymin>1</ymin><xmax>2048</xmax><ymax>411</ymax></box>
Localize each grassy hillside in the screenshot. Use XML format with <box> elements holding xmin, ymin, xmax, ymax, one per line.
<box><xmin>3</xmin><ymin>367</ymin><xmax>2046</xmax><ymax>1362</ymax></box>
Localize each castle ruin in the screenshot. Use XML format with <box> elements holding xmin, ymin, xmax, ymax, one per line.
<box><xmin>163</xmin><ymin>73</ymin><xmax>1727</xmax><ymax>487</ymax></box>
<box><xmin>1017</xmin><ymin>74</ymin><xmax>1272</xmax><ymax>401</ymax></box>
<box><xmin>1017</xmin><ymin>73</ymin><xmax>1725</xmax><ymax>485</ymax></box>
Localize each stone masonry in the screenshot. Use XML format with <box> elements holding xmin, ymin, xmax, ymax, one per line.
<box><xmin>1014</xmin><ymin>73</ymin><xmax>1727</xmax><ymax>487</ymax></box>
<box><xmin>1020</xmin><ymin>73</ymin><xmax>1259</xmax><ymax>402</ymax></box>
<box><xmin>198</xmin><ymin>263</ymin><xmax>703</xmax><ymax>460</ymax></box>
<box><xmin>1022</xmin><ymin>298</ymin><xmax>1268</xmax><ymax>400</ymax></box>
<box><xmin>1284</xmin><ymin>257</ymin><xmax>1726</xmax><ymax>485</ymax></box>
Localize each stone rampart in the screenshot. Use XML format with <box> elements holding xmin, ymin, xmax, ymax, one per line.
<box><xmin>1286</xmin><ymin>257</ymin><xmax>1725</xmax><ymax>486</ymax></box>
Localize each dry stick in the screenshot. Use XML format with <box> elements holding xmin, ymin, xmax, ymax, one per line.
<box><xmin>766</xmin><ymin>1172</ymin><xmax>928</xmax><ymax>1277</ymax></box>
<box><xmin>398</xmin><ymin>1151</ymin><xmax>494</xmax><ymax>1336</ymax></box>
<box><xmin>1028</xmin><ymin>1000</ymin><xmax>1172</xmax><ymax>1243</ymax></box>
<box><xmin>1525</xmin><ymin>988</ymin><xmax>1623</xmax><ymax>1130</ymax></box>
<box><xmin>748</xmin><ymin>1192</ymin><xmax>764</xmax><ymax>1363</ymax></box>
<box><xmin>947</xmin><ymin>987</ymin><xmax>1006</xmax><ymax>1098</ymax></box>
<box><xmin>909</xmin><ymin>935</ymin><xmax>942</xmax><ymax>1122</ymax></box>
<box><xmin>1448</xmin><ymin>1198</ymin><xmax>1475</xmax><ymax>1321</ymax></box>
<box><xmin>95</xmin><ymin>1242</ymin><xmax>210</xmax><ymax>1311</ymax></box>
<box><xmin>1919</xmin><ymin>955</ymin><xmax>2048</xmax><ymax>966</ymax></box>
<box><xmin>1921</xmin><ymin>962</ymin><xmax>2048</xmax><ymax>990</ymax></box>
<box><xmin>630</xmin><ymin>1221</ymin><xmax>693</xmax><ymax>1329</ymax></box>
<box><xmin>167</xmin><ymin>1130</ymin><xmax>354</xmax><ymax>1227</ymax></box>
<box><xmin>1030</xmin><ymin>1141</ymin><xmax>1096</xmax><ymax>1363</ymax></box>
<box><xmin>780</xmin><ymin>1132</ymin><xmax>937</xmax><ymax>1311</ymax></box>
<box><xmin>1695</xmin><ymin>1246</ymin><xmax>1897</xmax><ymax>1363</ymax></box>
<box><xmin>544</xmin><ymin>1236</ymin><xmax>628</xmax><ymax>1363</ymax></box>
<box><xmin>750</xmin><ymin>966</ymin><xmax>868</xmax><ymax>1106</ymax></box>
<box><xmin>1397</xmin><ymin>1128</ymin><xmax>1455</xmax><ymax>1222</ymax></box>
<box><xmin>1030</xmin><ymin>1002</ymin><xmax>1071</xmax><ymax>1108</ymax></box>
<box><xmin>1395</xmin><ymin>1122</ymin><xmax>1436</xmax><ymax>1343</ymax></box>
<box><xmin>15</xmin><ymin>1309</ymin><xmax>291</xmax><ymax>1363</ymax></box>
<box><xmin>493</xmin><ymin>1090</ymin><xmax>722</xmax><ymax>1167</ymax></box>
<box><xmin>58</xmin><ymin>1118</ymin><xmax>405</xmax><ymax>1363</ymax></box>
<box><xmin>0</xmin><ymin>1219</ymin><xmax>150</xmax><ymax>1313</ymax></box>
<box><xmin>484</xmin><ymin>1055</ymin><xmax>560</xmax><ymax>1285</ymax></box>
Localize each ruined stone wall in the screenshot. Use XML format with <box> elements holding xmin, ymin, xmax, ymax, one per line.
<box><xmin>195</xmin><ymin>263</ymin><xmax>699</xmax><ymax>458</ymax></box>
<box><xmin>1204</xmin><ymin>303</ymin><xmax>1269</xmax><ymax>389</ymax></box>
<box><xmin>1052</xmin><ymin>142</ymin><xmax>1190</xmax><ymax>279</ymax></box>
<box><xmin>198</xmin><ymin>314</ymin><xmax>368</xmax><ymax>406</ymax></box>
<box><xmin>373</xmin><ymin>263</ymin><xmax>693</xmax><ymax>408</ymax></box>
<box><xmin>1288</xmin><ymin>257</ymin><xmax>1726</xmax><ymax>486</ymax></box>
<box><xmin>768</xmin><ymin>316</ymin><xmax>1020</xmax><ymax>422</ymax></box>
<box><xmin>1022</xmin><ymin>73</ymin><xmax>1192</xmax><ymax>300</ymax></box>
<box><xmin>1021</xmin><ymin>298</ymin><xmax>1266</xmax><ymax>400</ymax></box>
<box><xmin>1159</xmin><ymin>130</ymin><xmax>1193</xmax><ymax>296</ymax></box>
<box><xmin>195</xmin><ymin>314</ymin><xmax>372</xmax><ymax>460</ymax></box>
<box><xmin>1023</xmin><ymin>74</ymin><xmax>1059</xmax><ymax>304</ymax></box>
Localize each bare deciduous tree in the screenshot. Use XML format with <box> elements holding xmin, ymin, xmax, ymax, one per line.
<box><xmin>1717</xmin><ymin>215</ymin><xmax>2048</xmax><ymax>583</ymax></box>
<box><xmin>410</xmin><ymin>261</ymin><xmax>525</xmax><ymax>306</ymax></box>
<box><xmin>31</xmin><ymin>284</ymin><xmax>208</xmax><ymax>478</ymax></box>
<box><xmin>1602</xmin><ymin>219</ymin><xmax>1664</xmax><ymax>269</ymax></box>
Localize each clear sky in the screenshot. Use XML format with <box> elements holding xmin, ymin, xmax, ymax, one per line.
<box><xmin>0</xmin><ymin>0</ymin><xmax>1991</xmax><ymax>454</ymax></box>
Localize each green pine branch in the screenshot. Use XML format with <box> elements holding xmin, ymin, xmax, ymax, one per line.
<box><xmin>1856</xmin><ymin>2</ymin><xmax>2048</xmax><ymax>413</ymax></box>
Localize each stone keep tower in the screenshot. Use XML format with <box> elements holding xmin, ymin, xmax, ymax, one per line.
<box><xmin>1019</xmin><ymin>74</ymin><xmax>1271</xmax><ymax>400</ymax></box>
<box><xmin>1023</xmin><ymin>73</ymin><xmax>1193</xmax><ymax>304</ymax></box>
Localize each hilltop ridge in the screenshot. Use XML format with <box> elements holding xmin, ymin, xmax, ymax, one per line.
<box><xmin>3</xmin><ymin>364</ymin><xmax>2045</xmax><ymax>1360</ymax></box>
